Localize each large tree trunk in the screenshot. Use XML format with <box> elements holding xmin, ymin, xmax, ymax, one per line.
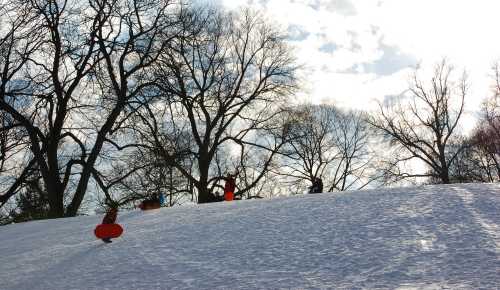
<box><xmin>438</xmin><ymin>145</ymin><xmax>450</xmax><ymax>184</ymax></box>
<box><xmin>441</xmin><ymin>171</ymin><xmax>450</xmax><ymax>184</ymax></box>
<box><xmin>46</xmin><ymin>181</ymin><xmax>64</xmax><ymax>218</ymax></box>
<box><xmin>197</xmin><ymin>186</ymin><xmax>212</xmax><ymax>203</ymax></box>
<box><xmin>196</xmin><ymin>152</ymin><xmax>214</xmax><ymax>203</ymax></box>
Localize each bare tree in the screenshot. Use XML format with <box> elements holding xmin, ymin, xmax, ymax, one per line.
<box><xmin>0</xmin><ymin>0</ymin><xmax>181</xmax><ymax>217</ymax></box>
<box><xmin>98</xmin><ymin>124</ymin><xmax>197</xmax><ymax>208</ymax></box>
<box><xmin>480</xmin><ymin>62</ymin><xmax>500</xmax><ymax>159</ymax></box>
<box><xmin>0</xmin><ymin>1</ymin><xmax>43</xmax><ymax>207</ymax></box>
<box><xmin>448</xmin><ymin>63</ymin><xmax>500</xmax><ymax>183</ymax></box>
<box><xmin>143</xmin><ymin>7</ymin><xmax>298</xmax><ymax>203</ymax></box>
<box><xmin>277</xmin><ymin>104</ymin><xmax>375</xmax><ymax>193</ymax></box>
<box><xmin>448</xmin><ymin>136</ymin><xmax>499</xmax><ymax>183</ymax></box>
<box><xmin>369</xmin><ymin>60</ymin><xmax>467</xmax><ymax>184</ymax></box>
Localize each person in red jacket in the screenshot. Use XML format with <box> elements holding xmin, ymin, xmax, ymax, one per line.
<box><xmin>224</xmin><ymin>174</ymin><xmax>236</xmax><ymax>201</ymax></box>
<box><xmin>101</xmin><ymin>205</ymin><xmax>118</xmax><ymax>243</ymax></box>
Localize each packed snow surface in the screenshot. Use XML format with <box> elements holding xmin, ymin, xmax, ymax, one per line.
<box><xmin>1</xmin><ymin>184</ymin><xmax>499</xmax><ymax>290</ymax></box>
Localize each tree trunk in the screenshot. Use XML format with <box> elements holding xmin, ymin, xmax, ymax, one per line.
<box><xmin>197</xmin><ymin>153</ymin><xmax>213</xmax><ymax>203</ymax></box>
<box><xmin>197</xmin><ymin>186</ymin><xmax>212</xmax><ymax>203</ymax></box>
<box><xmin>46</xmin><ymin>180</ymin><xmax>64</xmax><ymax>218</ymax></box>
<box><xmin>440</xmin><ymin>169</ymin><xmax>450</xmax><ymax>184</ymax></box>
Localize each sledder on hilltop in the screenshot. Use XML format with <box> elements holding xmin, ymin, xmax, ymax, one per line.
<box><xmin>94</xmin><ymin>200</ymin><xmax>123</xmax><ymax>243</ymax></box>
<box><xmin>224</xmin><ymin>173</ymin><xmax>238</xmax><ymax>201</ymax></box>
<box><xmin>138</xmin><ymin>193</ymin><xmax>165</xmax><ymax>210</ymax></box>
<box><xmin>309</xmin><ymin>177</ymin><xmax>323</xmax><ymax>194</ymax></box>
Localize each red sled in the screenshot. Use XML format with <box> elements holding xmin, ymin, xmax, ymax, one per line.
<box><xmin>94</xmin><ymin>223</ymin><xmax>123</xmax><ymax>239</ymax></box>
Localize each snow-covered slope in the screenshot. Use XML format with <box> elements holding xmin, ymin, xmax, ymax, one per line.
<box><xmin>1</xmin><ymin>184</ymin><xmax>499</xmax><ymax>290</ymax></box>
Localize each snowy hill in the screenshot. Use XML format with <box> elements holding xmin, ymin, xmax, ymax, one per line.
<box><xmin>1</xmin><ymin>184</ymin><xmax>499</xmax><ymax>290</ymax></box>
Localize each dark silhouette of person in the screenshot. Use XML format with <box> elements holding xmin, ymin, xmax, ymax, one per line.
<box><xmin>224</xmin><ymin>174</ymin><xmax>236</xmax><ymax>201</ymax></box>
<box><xmin>139</xmin><ymin>194</ymin><xmax>161</xmax><ymax>210</ymax></box>
<box><xmin>316</xmin><ymin>177</ymin><xmax>323</xmax><ymax>193</ymax></box>
<box><xmin>309</xmin><ymin>177</ymin><xmax>323</xmax><ymax>193</ymax></box>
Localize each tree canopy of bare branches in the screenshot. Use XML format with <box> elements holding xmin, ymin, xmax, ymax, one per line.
<box><xmin>277</xmin><ymin>104</ymin><xmax>375</xmax><ymax>193</ymax></box>
<box><xmin>449</xmin><ymin>62</ymin><xmax>500</xmax><ymax>183</ymax></box>
<box><xmin>133</xmin><ymin>7</ymin><xmax>298</xmax><ymax>203</ymax></box>
<box><xmin>369</xmin><ymin>60</ymin><xmax>467</xmax><ymax>184</ymax></box>
<box><xmin>0</xmin><ymin>0</ymin><xmax>181</xmax><ymax>217</ymax></box>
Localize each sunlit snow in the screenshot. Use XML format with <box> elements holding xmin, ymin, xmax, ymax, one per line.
<box><xmin>0</xmin><ymin>184</ymin><xmax>499</xmax><ymax>289</ymax></box>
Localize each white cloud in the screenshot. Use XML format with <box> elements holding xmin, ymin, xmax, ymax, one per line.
<box><xmin>219</xmin><ymin>0</ymin><xmax>500</xmax><ymax>116</ymax></box>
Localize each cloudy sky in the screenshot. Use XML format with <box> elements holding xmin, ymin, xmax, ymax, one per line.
<box><xmin>219</xmin><ymin>0</ymin><xmax>500</xmax><ymax>118</ymax></box>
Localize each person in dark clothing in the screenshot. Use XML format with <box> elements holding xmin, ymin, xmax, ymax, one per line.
<box><xmin>309</xmin><ymin>177</ymin><xmax>324</xmax><ymax>193</ymax></box>
<box><xmin>139</xmin><ymin>194</ymin><xmax>161</xmax><ymax>210</ymax></box>
<box><xmin>101</xmin><ymin>206</ymin><xmax>118</xmax><ymax>243</ymax></box>
<box><xmin>159</xmin><ymin>192</ymin><xmax>165</xmax><ymax>206</ymax></box>
<box><xmin>224</xmin><ymin>174</ymin><xmax>236</xmax><ymax>201</ymax></box>
<box><xmin>316</xmin><ymin>177</ymin><xmax>323</xmax><ymax>193</ymax></box>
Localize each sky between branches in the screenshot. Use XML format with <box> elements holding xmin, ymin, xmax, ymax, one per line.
<box><xmin>218</xmin><ymin>0</ymin><xmax>500</xmax><ymax>129</ymax></box>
